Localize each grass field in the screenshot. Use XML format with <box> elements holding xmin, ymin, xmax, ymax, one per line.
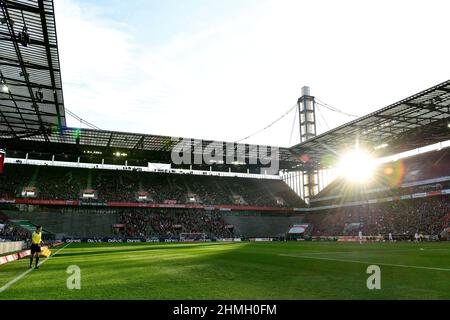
<box><xmin>0</xmin><ymin>241</ymin><xmax>449</xmax><ymax>300</ymax></box>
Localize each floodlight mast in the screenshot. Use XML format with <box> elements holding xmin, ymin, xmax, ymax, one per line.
<box><xmin>297</xmin><ymin>86</ymin><xmax>319</xmax><ymax>203</ymax></box>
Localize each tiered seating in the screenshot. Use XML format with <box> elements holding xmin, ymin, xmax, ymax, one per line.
<box><xmin>307</xmin><ymin>195</ymin><xmax>450</xmax><ymax>237</ymax></box>
<box><xmin>312</xmin><ymin>149</ymin><xmax>450</xmax><ymax>205</ymax></box>
<box><xmin>0</xmin><ymin>164</ymin><xmax>306</xmax><ymax>207</ymax></box>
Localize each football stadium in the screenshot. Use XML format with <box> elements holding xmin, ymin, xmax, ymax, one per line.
<box><xmin>0</xmin><ymin>0</ymin><xmax>450</xmax><ymax>304</ymax></box>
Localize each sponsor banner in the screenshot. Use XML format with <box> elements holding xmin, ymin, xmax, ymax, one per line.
<box><xmin>337</xmin><ymin>236</ymin><xmax>383</xmax><ymax>242</ymax></box>
<box><xmin>412</xmin><ymin>192</ymin><xmax>427</xmax><ymax>198</ymax></box>
<box><xmin>164</xmin><ymin>239</ymin><xmax>179</xmax><ymax>243</ymax></box>
<box><xmin>107</xmin><ymin>202</ymin><xmax>158</xmax><ymax>208</ymax></box>
<box><xmin>0</xmin><ymin>198</ymin><xmax>296</xmax><ymax>212</ymax></box>
<box><xmin>0</xmin><ymin>250</ymin><xmax>30</xmax><ymax>265</ymax></box>
<box><xmin>86</xmin><ymin>238</ymin><xmax>103</xmax><ymax>243</ymax></box>
<box><xmin>126</xmin><ymin>238</ymin><xmax>144</xmax><ymax>243</ymax></box>
<box><xmin>63</xmin><ymin>238</ymin><xmax>81</xmax><ymax>243</ymax></box>
<box><xmin>249</xmin><ymin>238</ymin><xmax>273</xmax><ymax>242</ymax></box>
<box><xmin>78</xmin><ymin>201</ymin><xmax>106</xmax><ymax>206</ymax></box>
<box><xmin>216</xmin><ymin>238</ymin><xmax>233</xmax><ymax>242</ymax></box>
<box><xmin>0</xmin><ymin>199</ymin><xmax>77</xmax><ymax>206</ymax></box>
<box><xmin>0</xmin><ymin>242</ymin><xmax>63</xmax><ymax>265</ymax></box>
<box><xmin>0</xmin><ymin>241</ymin><xmax>24</xmax><ymax>255</ymax></box>
<box><xmin>179</xmin><ymin>239</ymin><xmax>209</xmax><ymax>243</ymax></box>
<box><xmin>63</xmin><ymin>238</ymin><xmax>151</xmax><ymax>243</ymax></box>
<box><xmin>159</xmin><ymin>204</ymin><xmax>189</xmax><ymax>208</ymax></box>
<box><xmin>2</xmin><ymin>188</ymin><xmax>450</xmax><ymax>212</ymax></box>
<box><xmin>217</xmin><ymin>205</ymin><xmax>293</xmax><ymax>212</ymax></box>
<box><xmin>104</xmin><ymin>238</ymin><xmax>123</xmax><ymax>243</ymax></box>
<box><xmin>216</xmin><ymin>238</ymin><xmax>242</xmax><ymax>242</ymax></box>
<box><xmin>337</xmin><ymin>236</ymin><xmax>359</xmax><ymax>242</ymax></box>
<box><xmin>106</xmin><ymin>202</ymin><xmax>205</xmax><ymax>209</ymax></box>
<box><xmin>0</xmin><ymin>199</ymin><xmax>16</xmax><ymax>204</ymax></box>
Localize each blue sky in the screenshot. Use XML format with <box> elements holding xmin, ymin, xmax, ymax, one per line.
<box><xmin>73</xmin><ymin>0</ymin><xmax>261</xmax><ymax>45</ymax></box>
<box><xmin>55</xmin><ymin>0</ymin><xmax>450</xmax><ymax>147</ymax></box>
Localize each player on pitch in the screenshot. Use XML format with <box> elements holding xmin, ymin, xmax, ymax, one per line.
<box><xmin>30</xmin><ymin>225</ymin><xmax>44</xmax><ymax>269</ymax></box>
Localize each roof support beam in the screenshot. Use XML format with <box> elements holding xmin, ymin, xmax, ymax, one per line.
<box><xmin>0</xmin><ymin>1</ymin><xmax>47</xmax><ymax>140</ymax></box>
<box><xmin>0</xmin><ymin>56</ymin><xmax>57</xmax><ymax>71</ymax></box>
<box><xmin>404</xmin><ymin>102</ymin><xmax>450</xmax><ymax>114</ymax></box>
<box><xmin>2</xmin><ymin>0</ymin><xmax>45</xmax><ymax>14</ymax></box>
<box><xmin>0</xmin><ymin>32</ymin><xmax>58</xmax><ymax>48</ymax></box>
<box><xmin>38</xmin><ymin>0</ymin><xmax>63</xmax><ymax>131</ymax></box>
<box><xmin>2</xmin><ymin>78</ymin><xmax>57</xmax><ymax>90</ymax></box>
<box><xmin>106</xmin><ymin>132</ymin><xmax>113</xmax><ymax>147</ymax></box>
<box><xmin>132</xmin><ymin>135</ymin><xmax>145</xmax><ymax>150</ymax></box>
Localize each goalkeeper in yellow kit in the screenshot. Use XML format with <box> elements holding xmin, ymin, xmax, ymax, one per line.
<box><xmin>30</xmin><ymin>226</ymin><xmax>44</xmax><ymax>269</ymax></box>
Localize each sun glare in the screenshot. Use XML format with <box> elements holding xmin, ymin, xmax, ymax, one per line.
<box><xmin>337</xmin><ymin>149</ymin><xmax>377</xmax><ymax>182</ymax></box>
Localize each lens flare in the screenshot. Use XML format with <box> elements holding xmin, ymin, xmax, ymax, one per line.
<box><xmin>337</xmin><ymin>149</ymin><xmax>377</xmax><ymax>182</ymax></box>
<box><xmin>384</xmin><ymin>160</ymin><xmax>405</xmax><ymax>187</ymax></box>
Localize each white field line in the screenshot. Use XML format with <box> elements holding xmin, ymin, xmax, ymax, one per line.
<box><xmin>279</xmin><ymin>253</ymin><xmax>450</xmax><ymax>272</ymax></box>
<box><xmin>297</xmin><ymin>248</ymin><xmax>450</xmax><ymax>255</ymax></box>
<box><xmin>0</xmin><ymin>243</ymin><xmax>71</xmax><ymax>294</ymax></box>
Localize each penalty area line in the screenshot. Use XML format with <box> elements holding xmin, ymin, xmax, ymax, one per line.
<box><xmin>279</xmin><ymin>253</ymin><xmax>450</xmax><ymax>272</ymax></box>
<box><xmin>0</xmin><ymin>243</ymin><xmax>71</xmax><ymax>294</ymax></box>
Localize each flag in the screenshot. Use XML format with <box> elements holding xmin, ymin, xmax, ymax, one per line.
<box><xmin>40</xmin><ymin>247</ymin><xmax>52</xmax><ymax>258</ymax></box>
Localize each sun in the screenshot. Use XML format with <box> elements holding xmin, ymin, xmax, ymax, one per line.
<box><xmin>337</xmin><ymin>148</ymin><xmax>377</xmax><ymax>182</ymax></box>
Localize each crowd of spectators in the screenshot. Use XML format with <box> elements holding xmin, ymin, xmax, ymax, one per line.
<box><xmin>0</xmin><ymin>164</ymin><xmax>305</xmax><ymax>207</ymax></box>
<box><xmin>314</xmin><ymin>149</ymin><xmax>450</xmax><ymax>205</ymax></box>
<box><xmin>308</xmin><ymin>196</ymin><xmax>450</xmax><ymax>238</ymax></box>
<box><xmin>118</xmin><ymin>209</ymin><xmax>232</xmax><ymax>238</ymax></box>
<box><xmin>0</xmin><ymin>221</ymin><xmax>29</xmax><ymax>240</ymax></box>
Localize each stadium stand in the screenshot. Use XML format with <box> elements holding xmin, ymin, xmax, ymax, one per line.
<box><xmin>0</xmin><ymin>206</ymin><xmax>309</xmax><ymax>240</ymax></box>
<box><xmin>306</xmin><ymin>195</ymin><xmax>450</xmax><ymax>239</ymax></box>
<box><xmin>118</xmin><ymin>209</ymin><xmax>231</xmax><ymax>238</ymax></box>
<box><xmin>2</xmin><ymin>209</ymin><xmax>116</xmax><ymax>239</ymax></box>
<box><xmin>224</xmin><ymin>212</ymin><xmax>305</xmax><ymax>238</ymax></box>
<box><xmin>0</xmin><ymin>220</ymin><xmax>29</xmax><ymax>241</ymax></box>
<box><xmin>311</xmin><ymin>148</ymin><xmax>450</xmax><ymax>206</ymax></box>
<box><xmin>0</xmin><ymin>164</ymin><xmax>305</xmax><ymax>207</ymax></box>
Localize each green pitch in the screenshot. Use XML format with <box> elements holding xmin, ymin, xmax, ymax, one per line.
<box><xmin>1</xmin><ymin>241</ymin><xmax>449</xmax><ymax>300</ymax></box>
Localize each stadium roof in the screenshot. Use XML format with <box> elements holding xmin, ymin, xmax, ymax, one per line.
<box><xmin>0</xmin><ymin>0</ymin><xmax>65</xmax><ymax>140</ymax></box>
<box><xmin>289</xmin><ymin>80</ymin><xmax>450</xmax><ymax>167</ymax></box>
<box><xmin>0</xmin><ymin>127</ymin><xmax>296</xmax><ymax>165</ymax></box>
<box><xmin>1</xmin><ymin>1</ymin><xmax>449</xmax><ymax>171</ymax></box>
<box><xmin>2</xmin><ymin>80</ymin><xmax>450</xmax><ymax>169</ymax></box>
